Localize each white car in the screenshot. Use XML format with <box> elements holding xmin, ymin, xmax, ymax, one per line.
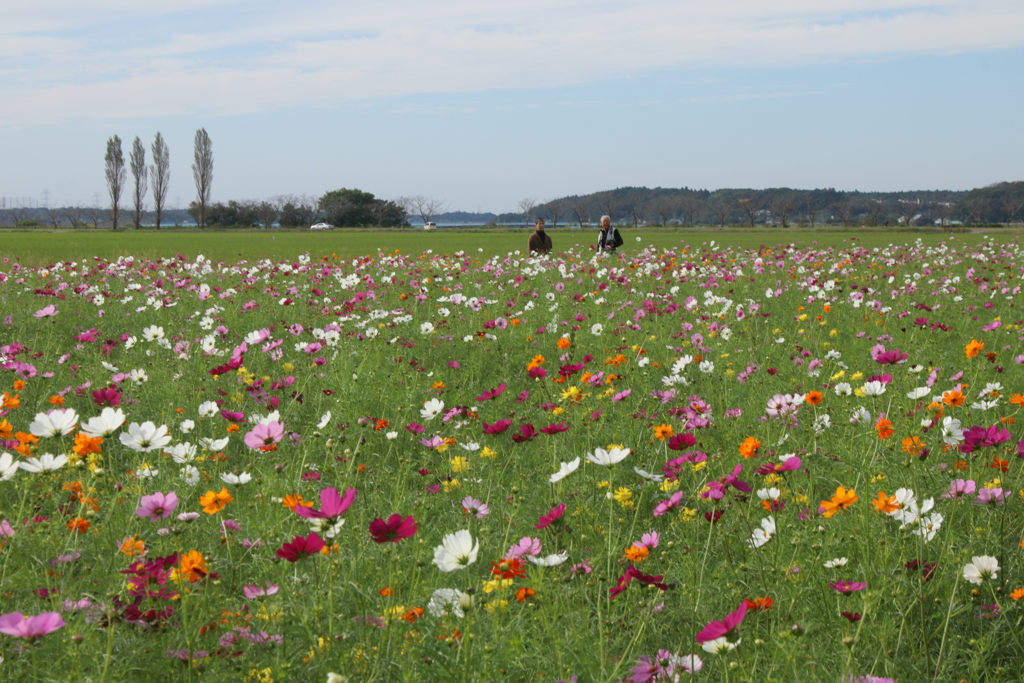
<box><xmin>310</xmin><ymin>223</ymin><xmax>333</xmax><ymax>230</ymax></box>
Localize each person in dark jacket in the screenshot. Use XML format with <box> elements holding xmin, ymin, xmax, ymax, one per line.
<box><xmin>597</xmin><ymin>215</ymin><xmax>623</xmax><ymax>253</ymax></box>
<box><xmin>528</xmin><ymin>217</ymin><xmax>552</xmax><ymax>254</ymax></box>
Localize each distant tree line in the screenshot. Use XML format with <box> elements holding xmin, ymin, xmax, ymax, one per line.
<box><xmin>511</xmin><ymin>183</ymin><xmax>1024</xmax><ymax>229</ymax></box>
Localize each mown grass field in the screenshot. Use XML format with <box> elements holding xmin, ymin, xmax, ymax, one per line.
<box><xmin>0</xmin><ymin>229</ymin><xmax>1023</xmax><ymax>682</ymax></box>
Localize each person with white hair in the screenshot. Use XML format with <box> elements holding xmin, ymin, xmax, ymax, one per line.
<box><xmin>597</xmin><ymin>215</ymin><xmax>623</xmax><ymax>253</ymax></box>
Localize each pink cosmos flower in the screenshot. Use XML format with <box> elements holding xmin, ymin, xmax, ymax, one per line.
<box><xmin>136</xmin><ymin>492</ymin><xmax>179</xmax><ymax>522</ymax></box>
<box><xmin>33</xmin><ymin>305</ymin><xmax>58</xmax><ymax>319</ymax></box>
<box><xmin>294</xmin><ymin>487</ymin><xmax>357</xmax><ymax>520</ymax></box>
<box><xmin>0</xmin><ymin>611</ymin><xmax>65</xmax><ymax>638</ymax></box>
<box><xmin>461</xmin><ymin>496</ymin><xmax>490</xmax><ymax>518</ymax></box>
<box><xmin>635</xmin><ymin>531</ymin><xmax>660</xmax><ymax>549</ymax></box>
<box><xmin>368</xmin><ymin>514</ymin><xmax>418</xmax><ymax>543</ymax></box>
<box><xmin>506</xmin><ymin>536</ymin><xmax>542</xmax><ymax>559</ymax></box>
<box><xmin>242</xmin><ymin>583</ymin><xmax>280</xmax><ymax>599</ymax></box>
<box><xmin>755</xmin><ymin>456</ymin><xmax>802</xmax><ymax>476</ymax></box>
<box><xmin>653</xmin><ymin>491</ymin><xmax>684</xmax><ymax>517</ymax></box>
<box><xmin>0</xmin><ymin>520</ymin><xmax>14</xmax><ymax>537</ymax></box>
<box><xmin>243</xmin><ymin>421</ymin><xmax>284</xmax><ymax>450</ymax></box>
<box><xmin>975</xmin><ymin>488</ymin><xmax>1008</xmax><ymax>505</ymax></box>
<box><xmin>941</xmin><ymin>479</ymin><xmax>976</xmax><ymax>500</ymax></box>
<box><xmin>535</xmin><ymin>503</ymin><xmax>566</xmax><ymax>530</ymax></box>
<box><xmin>695</xmin><ymin>601</ymin><xmax>747</xmax><ymax>643</ymax></box>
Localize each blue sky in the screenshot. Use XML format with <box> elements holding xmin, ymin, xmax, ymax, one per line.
<box><xmin>1</xmin><ymin>0</ymin><xmax>1022</xmax><ymax>212</ymax></box>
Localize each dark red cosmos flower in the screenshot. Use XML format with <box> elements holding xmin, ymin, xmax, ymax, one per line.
<box><xmin>609</xmin><ymin>566</ymin><xmax>669</xmax><ymax>600</ymax></box>
<box><xmin>512</xmin><ymin>423</ymin><xmax>537</xmax><ymax>443</ymax></box>
<box><xmin>483</xmin><ymin>419</ymin><xmax>512</xmax><ymax>435</ymax></box>
<box><xmin>535</xmin><ymin>503</ymin><xmax>566</xmax><ymax>530</ymax></box>
<box><xmin>539</xmin><ymin>422</ymin><xmax>569</xmax><ymax>435</ymax></box>
<box><xmin>91</xmin><ymin>387</ymin><xmax>122</xmax><ymax>407</ymax></box>
<box><xmin>475</xmin><ymin>383</ymin><xmax>506</xmax><ymax>402</ymax></box>
<box><xmin>704</xmin><ymin>510</ymin><xmax>724</xmax><ymax>523</ymax></box>
<box><xmin>558</xmin><ymin>363</ymin><xmax>585</xmax><ymax>378</ymax></box>
<box><xmin>276</xmin><ymin>533</ymin><xmax>325</xmax><ymax>562</ymax></box>
<box><xmin>490</xmin><ymin>557</ymin><xmax>527</xmax><ymax>579</ymax></box>
<box><xmin>209</xmin><ymin>356</ymin><xmax>244</xmax><ymax>377</ymax></box>
<box><xmin>666</xmin><ymin>432</ymin><xmax>697</xmax><ymax>451</ymax></box>
<box><xmin>841</xmin><ymin>612</ymin><xmax>862</xmax><ymax>622</ymax></box>
<box><xmin>368</xmin><ymin>514</ymin><xmax>418</xmax><ymax>544</ymax></box>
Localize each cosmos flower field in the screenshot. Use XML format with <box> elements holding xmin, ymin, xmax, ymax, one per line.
<box><xmin>1</xmin><ymin>235</ymin><xmax>1024</xmax><ymax>682</ymax></box>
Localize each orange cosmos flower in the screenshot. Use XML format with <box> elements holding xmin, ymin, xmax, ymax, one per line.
<box><xmin>515</xmin><ymin>587</ymin><xmax>536</xmax><ymax>603</ymax></box>
<box><xmin>14</xmin><ymin>431</ymin><xmax>39</xmax><ymax>456</ymax></box>
<box><xmin>652</xmin><ymin>424</ymin><xmax>674</xmax><ymax>441</ymax></box>
<box><xmin>73</xmin><ymin>433</ymin><xmax>103</xmax><ymax>457</ymax></box>
<box><xmin>432</xmin><ymin>382</ymin><xmax>446</xmax><ymax>391</ymax></box>
<box><xmin>942</xmin><ymin>390</ymin><xmax>965</xmax><ymax>407</ymax></box>
<box><xmin>875</xmin><ymin>419</ymin><xmax>894</xmax><ymax>440</ymax></box>
<box><xmin>374</xmin><ymin>419</ymin><xmax>389</xmax><ymax>431</ymax></box>
<box><xmin>527</xmin><ymin>354</ymin><xmax>546</xmax><ymax>370</ymax></box>
<box><xmin>624</xmin><ymin>546</ymin><xmax>650</xmax><ymax>562</ymax></box>
<box><xmin>872</xmin><ymin>491</ymin><xmax>900</xmax><ymax>513</ymax></box>
<box><xmin>67</xmin><ymin>517</ymin><xmax>90</xmax><ymax>533</ymax></box>
<box><xmin>901</xmin><ymin>436</ymin><xmax>925</xmax><ymax>456</ymax></box>
<box><xmin>48</xmin><ymin>395</ymin><xmax>64</xmax><ymax>406</ymax></box>
<box><xmin>739</xmin><ymin>436</ymin><xmax>762</xmax><ymax>459</ymax></box>
<box><xmin>965</xmin><ymin>339</ymin><xmax>985</xmax><ymax>358</ymax></box>
<box><xmin>953</xmin><ymin>460</ymin><xmax>968</xmax><ymax>471</ymax></box>
<box><xmin>0</xmin><ymin>419</ymin><xmax>12</xmax><ymax>439</ymax></box>
<box><xmin>379</xmin><ymin>586</ymin><xmax>394</xmax><ymax>597</ymax></box>
<box><xmin>200</xmin><ymin>487</ymin><xmax>234</xmax><ymax>514</ymax></box>
<box><xmin>1</xmin><ymin>392</ymin><xmax>20</xmax><ymax>409</ymax></box>
<box><xmin>745</xmin><ymin>596</ymin><xmax>774</xmax><ymax>611</ymax></box>
<box><xmin>400</xmin><ymin>607</ymin><xmax>425</xmax><ymax>623</ymax></box>
<box><xmin>1010</xmin><ymin>394</ymin><xmax>1024</xmax><ymax>407</ymax></box>
<box><xmin>556</xmin><ymin>338</ymin><xmax>571</xmax><ymax>350</ymax></box>
<box><xmin>281</xmin><ymin>494</ymin><xmax>314</xmax><ymax>512</ymax></box>
<box><xmin>990</xmin><ymin>457</ymin><xmax>1009</xmax><ymax>473</ymax></box>
<box><xmin>119</xmin><ymin>535</ymin><xmax>147</xmax><ymax>557</ymax></box>
<box><xmin>1010</xmin><ymin>588</ymin><xmax>1024</xmax><ymax>601</ymax></box>
<box><xmin>12</xmin><ymin>380</ymin><xmax>25</xmax><ymax>391</ymax></box>
<box><xmin>177</xmin><ymin>550</ymin><xmax>209</xmax><ymax>582</ymax></box>
<box><xmin>226</xmin><ymin>424</ymin><xmax>240</xmax><ymax>433</ymax></box>
<box><xmin>820</xmin><ymin>486</ymin><xmax>858</xmax><ymax>518</ymax></box>
<box><xmin>804</xmin><ymin>391</ymin><xmax>823</xmax><ymax>406</ymax></box>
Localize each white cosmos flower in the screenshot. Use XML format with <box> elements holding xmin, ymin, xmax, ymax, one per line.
<box><xmin>385</xmin><ymin>431</ymin><xmax>398</xmax><ymax>440</ymax></box>
<box><xmin>317</xmin><ymin>412</ymin><xmax>332</xmax><ymax>429</ymax></box>
<box><xmin>748</xmin><ymin>516</ymin><xmax>776</xmax><ymax>549</ymax></box>
<box><xmin>199</xmin><ymin>437</ymin><xmax>230</xmax><ymax>451</ymax></box>
<box><xmin>197</xmin><ymin>401</ymin><xmax>220</xmax><ymax>418</ymax></box>
<box><xmin>671</xmin><ymin>356</ymin><xmax>693</xmax><ymax>375</ymax></box>
<box><xmin>142</xmin><ymin>325</ymin><xmax>165</xmax><ymax>341</ymax></box>
<box><xmin>29</xmin><ymin>408</ymin><xmax>79</xmax><ymax>438</ymax></box>
<box><xmin>633</xmin><ymin>467</ymin><xmax>664</xmax><ymax>483</ymax></box>
<box><xmin>915</xmin><ymin>512</ymin><xmax>943</xmax><ymax>542</ymax></box>
<box><xmin>0</xmin><ymin>452</ymin><xmax>20</xmax><ymax>481</ymax></box>
<box><xmin>698</xmin><ymin>361</ymin><xmax>715</xmax><ymax>374</ymax></box>
<box><xmin>180</xmin><ymin>465</ymin><xmax>200</xmax><ymax>486</ymax></box>
<box><xmin>861</xmin><ymin>381</ymin><xmax>886</xmax><ymax>396</ymax></box>
<box><xmin>459</xmin><ymin>442</ymin><xmax>480</xmax><ymax>452</ymax></box>
<box><xmin>528</xmin><ymin>551</ymin><xmax>568</xmax><ymax>567</ymax></box>
<box><xmin>756</xmin><ymin>488</ymin><xmax>781</xmax><ymax>501</ymax></box>
<box><xmin>549</xmin><ymin>457</ymin><xmax>581</xmax><ymax>483</ymax></box>
<box><xmin>129</xmin><ymin>369</ymin><xmax>149</xmax><ymax>384</ymax></box>
<box><xmin>963</xmin><ymin>556</ymin><xmax>999</xmax><ymax>585</ymax></box>
<box><xmin>420</xmin><ymin>322</ymin><xmax>435</xmax><ymax>335</ymax></box>
<box><xmin>420</xmin><ymin>398</ymin><xmax>445</xmax><ymax>421</ymax></box>
<box><xmin>906</xmin><ymin>387</ymin><xmax>930</xmax><ymax>400</ymax></box>
<box><xmin>941</xmin><ymin>416</ymin><xmax>964</xmax><ymax>446</ymax></box>
<box><xmin>590</xmin><ymin>323</ymin><xmax>604</xmax><ymax>335</ymax></box>
<box><xmin>135</xmin><ymin>465</ymin><xmax>158</xmax><ymax>479</ymax></box>
<box><xmin>119</xmin><ymin>422</ymin><xmax>173</xmax><ymax>452</ymax></box>
<box><xmin>220</xmin><ymin>472</ymin><xmax>252</xmax><ymax>486</ymax></box>
<box><xmin>850</xmin><ymin>407</ymin><xmax>871</xmax><ymax>424</ymax></box>
<box><xmin>833</xmin><ymin>382</ymin><xmax>852</xmax><ymax>396</ymax></box>
<box><xmin>586</xmin><ymin>447</ymin><xmax>631</xmax><ymax>467</ymax></box>
<box><xmin>80</xmin><ymin>407</ymin><xmax>126</xmax><ymax>437</ymax></box>
<box><xmin>823</xmin><ymin>557</ymin><xmax>848</xmax><ymax>568</ymax></box>
<box><xmin>432</xmin><ymin>530</ymin><xmax>479</xmax><ymax>572</ymax></box>
<box><xmin>701</xmin><ymin>637</ymin><xmax>739</xmax><ymax>654</ymax></box>
<box><xmin>426</xmin><ymin>588</ymin><xmax>472</xmax><ymax>618</ymax></box>
<box><xmin>19</xmin><ymin>453</ymin><xmax>69</xmax><ymax>473</ymax></box>
<box><xmin>254</xmin><ymin>410</ymin><xmax>280</xmax><ymax>425</ymax></box>
<box><xmin>166</xmin><ymin>442</ymin><xmax>197</xmax><ymax>464</ymax></box>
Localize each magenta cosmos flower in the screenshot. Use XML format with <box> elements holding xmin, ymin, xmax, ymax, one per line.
<box><xmin>695</xmin><ymin>601</ymin><xmax>748</xmax><ymax>643</ymax></box>
<box><xmin>535</xmin><ymin>503</ymin><xmax>566</xmax><ymax>530</ymax></box>
<box><xmin>368</xmin><ymin>514</ymin><xmax>418</xmax><ymax>543</ymax></box>
<box><xmin>294</xmin><ymin>487</ymin><xmax>357</xmax><ymax>520</ymax></box>
<box><xmin>475</xmin><ymin>383</ymin><xmax>506</xmax><ymax>401</ymax></box>
<box><xmin>276</xmin><ymin>532</ymin><xmax>325</xmax><ymax>562</ymax></box>
<box><xmin>829</xmin><ymin>581</ymin><xmax>867</xmax><ymax>593</ymax></box>
<box><xmin>0</xmin><ymin>611</ymin><xmax>65</xmax><ymax>638</ymax></box>
<box><xmin>243</xmin><ymin>421</ymin><xmax>284</xmax><ymax>450</ymax></box>
<box><xmin>136</xmin><ymin>491</ymin><xmax>179</xmax><ymax>522</ymax></box>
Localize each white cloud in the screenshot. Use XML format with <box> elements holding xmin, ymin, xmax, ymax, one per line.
<box><xmin>1</xmin><ymin>0</ymin><xmax>1022</xmax><ymax>123</ymax></box>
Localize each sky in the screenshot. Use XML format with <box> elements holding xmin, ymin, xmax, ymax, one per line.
<box><xmin>1</xmin><ymin>0</ymin><xmax>1022</xmax><ymax>213</ymax></box>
